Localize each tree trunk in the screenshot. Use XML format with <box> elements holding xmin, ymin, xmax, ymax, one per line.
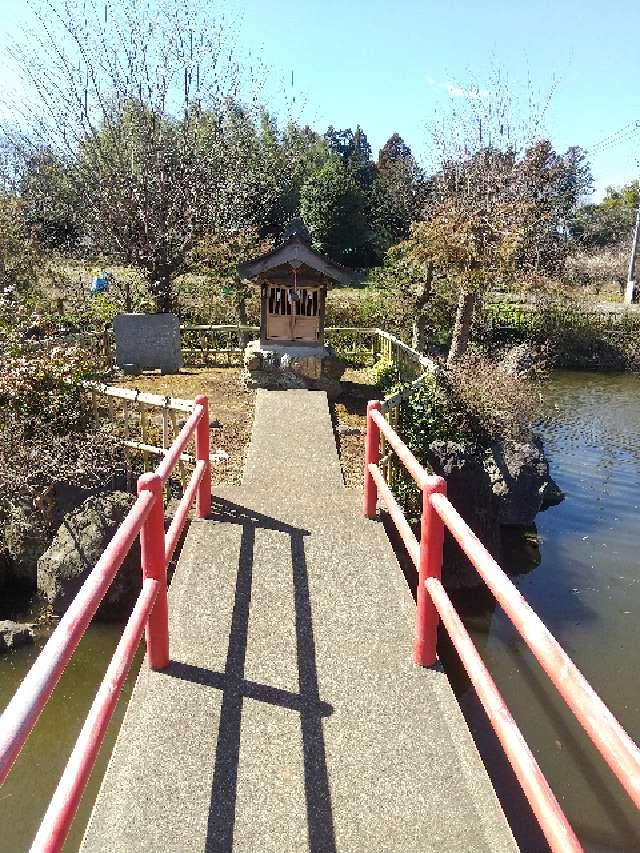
<box><xmin>150</xmin><ymin>272</ymin><xmax>174</xmax><ymax>313</ymax></box>
<box><xmin>625</xmin><ymin>206</ymin><xmax>640</xmax><ymax>304</ymax></box>
<box><xmin>235</xmin><ymin>276</ymin><xmax>249</xmax><ymax>349</ymax></box>
<box><xmin>123</xmin><ymin>278</ymin><xmax>132</xmax><ymax>313</ymax></box>
<box><xmin>411</xmin><ymin>261</ymin><xmax>433</xmax><ymax>353</ymax></box>
<box><xmin>447</xmin><ymin>286</ymin><xmax>475</xmax><ymax>367</ymax></box>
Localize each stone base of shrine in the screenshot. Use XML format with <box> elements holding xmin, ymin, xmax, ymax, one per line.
<box><xmin>240</xmin><ymin>340</ymin><xmax>345</xmax><ymax>400</ymax></box>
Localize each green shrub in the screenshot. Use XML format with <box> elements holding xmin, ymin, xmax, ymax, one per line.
<box><xmin>325</xmin><ymin>287</ymin><xmax>393</xmax><ymax>330</ymax></box>
<box><xmin>401</xmin><ymin>375</ymin><xmax>481</xmax><ymax>453</ymax></box>
<box><xmin>369</xmin><ymin>357</ymin><xmax>400</xmax><ymax>394</ymax></box>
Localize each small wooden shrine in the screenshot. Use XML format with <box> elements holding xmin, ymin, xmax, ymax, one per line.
<box><xmin>238</xmin><ymin>219</ymin><xmax>350</xmax><ymax>347</ymax></box>
<box><xmin>237</xmin><ymin>220</ymin><xmax>350</xmax><ymax>398</ymax></box>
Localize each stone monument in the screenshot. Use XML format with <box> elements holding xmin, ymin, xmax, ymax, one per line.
<box><xmin>113</xmin><ymin>313</ymin><xmax>183</xmax><ymax>374</ymax></box>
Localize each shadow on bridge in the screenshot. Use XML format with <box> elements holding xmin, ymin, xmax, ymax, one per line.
<box><xmin>164</xmin><ymin>497</ymin><xmax>336</xmax><ymax>853</ymax></box>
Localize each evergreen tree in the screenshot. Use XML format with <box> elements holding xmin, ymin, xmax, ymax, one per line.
<box><xmin>378</xmin><ymin>132</ymin><xmax>413</xmax><ymax>168</ymax></box>
<box><xmin>370</xmin><ymin>133</ymin><xmax>425</xmax><ymax>255</ymax></box>
<box><xmin>572</xmin><ymin>179</ymin><xmax>638</xmax><ymax>248</ymax></box>
<box><xmin>300</xmin><ymin>157</ymin><xmax>370</xmax><ymax>265</ymax></box>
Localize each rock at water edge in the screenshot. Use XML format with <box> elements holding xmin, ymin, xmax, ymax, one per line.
<box><xmin>37</xmin><ymin>491</ymin><xmax>142</xmax><ymax>619</ymax></box>
<box><xmin>0</xmin><ymin>620</ymin><xmax>34</xmax><ymax>653</ymax></box>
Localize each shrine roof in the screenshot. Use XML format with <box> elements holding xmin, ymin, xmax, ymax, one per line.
<box><xmin>238</xmin><ymin>236</ymin><xmax>351</xmax><ymax>286</ymax></box>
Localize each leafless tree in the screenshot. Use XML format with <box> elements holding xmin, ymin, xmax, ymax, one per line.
<box><xmin>3</xmin><ymin>0</ymin><xmax>268</xmax><ymax>311</ymax></box>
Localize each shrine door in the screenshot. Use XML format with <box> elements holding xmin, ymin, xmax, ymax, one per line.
<box><xmin>266</xmin><ymin>286</ymin><xmax>320</xmax><ymax>342</ymax></box>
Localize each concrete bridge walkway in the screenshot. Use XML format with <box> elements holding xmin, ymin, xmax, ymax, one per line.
<box><xmin>81</xmin><ymin>390</ymin><xmax>517</xmax><ymax>853</ymax></box>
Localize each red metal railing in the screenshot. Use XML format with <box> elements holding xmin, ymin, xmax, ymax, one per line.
<box><xmin>363</xmin><ymin>399</ymin><xmax>640</xmax><ymax>853</ymax></box>
<box><xmin>0</xmin><ymin>394</ymin><xmax>212</xmax><ymax>853</ymax></box>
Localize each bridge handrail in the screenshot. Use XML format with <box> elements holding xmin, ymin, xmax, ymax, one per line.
<box><xmin>363</xmin><ymin>400</ymin><xmax>640</xmax><ymax>853</ymax></box>
<box><xmin>0</xmin><ymin>395</ymin><xmax>212</xmax><ymax>853</ymax></box>
<box><xmin>83</xmin><ymin>381</ymin><xmax>195</xmax><ymax>413</ymax></box>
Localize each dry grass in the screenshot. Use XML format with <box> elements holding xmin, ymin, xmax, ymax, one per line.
<box><xmin>448</xmin><ymin>353</ymin><xmax>545</xmax><ymax>441</ymax></box>
<box><xmin>115</xmin><ymin>367</ymin><xmax>255</xmax><ymax>485</ymax></box>
<box><xmin>564</xmin><ymin>246</ymin><xmax>629</xmax><ymax>297</ymax></box>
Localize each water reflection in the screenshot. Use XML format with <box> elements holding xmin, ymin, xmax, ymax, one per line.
<box><xmin>450</xmin><ymin>371</ymin><xmax>640</xmax><ymax>852</ymax></box>
<box><xmin>0</xmin><ymin>617</ymin><xmax>141</xmax><ymax>852</ymax></box>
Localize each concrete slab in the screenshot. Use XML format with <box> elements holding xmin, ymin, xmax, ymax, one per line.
<box><xmin>242</xmin><ymin>390</ymin><xmax>345</xmax><ymax>494</ymax></box>
<box><xmin>81</xmin><ymin>391</ymin><xmax>518</xmax><ymax>853</ymax></box>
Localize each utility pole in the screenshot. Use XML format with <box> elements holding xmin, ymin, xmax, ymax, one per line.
<box><xmin>624</xmin><ymin>204</ymin><xmax>640</xmax><ymax>304</ymax></box>
<box><xmin>624</xmin><ymin>147</ymin><xmax>640</xmax><ymax>305</ymax></box>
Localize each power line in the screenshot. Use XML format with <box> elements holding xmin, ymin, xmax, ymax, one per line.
<box><xmin>588</xmin><ymin>119</ymin><xmax>638</xmax><ymax>149</ymax></box>
<box><xmin>590</xmin><ymin>130</ymin><xmax>639</xmax><ymax>155</ymax></box>
<box><xmin>585</xmin><ymin>120</ymin><xmax>640</xmax><ymax>155</ymax></box>
<box><xmin>586</xmin><ymin>119</ymin><xmax>639</xmax><ymax>150</ymax></box>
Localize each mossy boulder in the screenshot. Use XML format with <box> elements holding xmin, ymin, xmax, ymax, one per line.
<box><xmin>37</xmin><ymin>491</ymin><xmax>142</xmax><ymax>619</ymax></box>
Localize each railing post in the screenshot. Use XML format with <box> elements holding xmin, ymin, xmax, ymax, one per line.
<box><xmin>137</xmin><ymin>473</ymin><xmax>169</xmax><ymax>670</ymax></box>
<box><xmin>416</xmin><ymin>476</ymin><xmax>447</xmax><ymax>666</ymax></box>
<box><xmin>194</xmin><ymin>394</ymin><xmax>212</xmax><ymax>518</ymax></box>
<box><xmin>363</xmin><ymin>400</ymin><xmax>382</xmax><ymax>519</ymax></box>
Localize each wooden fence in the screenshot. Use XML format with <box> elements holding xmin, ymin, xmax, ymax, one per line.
<box><xmin>375</xmin><ymin>333</ymin><xmax>438</xmax><ymax>490</ymax></box>
<box><xmin>93</xmin><ymin>324</ymin><xmax>435</xmax><ymax>373</ymax></box>
<box><xmin>90</xmin><ymin>301</ymin><xmax>640</xmax><ymax>369</ymax></box>
<box><xmin>85</xmin><ymin>383</ymin><xmax>226</xmax><ymax>491</ymax></box>
<box><xmin>89</xmin><ymin>324</ymin><xmax>436</xmax><ymax>493</ymax></box>
<box><xmin>180</xmin><ymin>325</ymin><xmax>258</xmax><ymax>366</ymax></box>
<box><xmin>85</xmin><ymin>324</ymin><xmax>440</xmax><ymax>505</ymax></box>
<box><xmin>180</xmin><ymin>325</ymin><xmax>388</xmax><ymax>366</ymax></box>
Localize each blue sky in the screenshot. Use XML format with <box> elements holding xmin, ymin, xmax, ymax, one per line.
<box><xmin>1</xmin><ymin>0</ymin><xmax>638</xmax><ymax>200</ymax></box>
<box><xmin>236</xmin><ymin>0</ymin><xmax>640</xmax><ymax>200</ymax></box>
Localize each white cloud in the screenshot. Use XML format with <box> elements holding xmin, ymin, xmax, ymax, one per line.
<box><xmin>446</xmin><ymin>83</ymin><xmax>489</xmax><ymax>100</ymax></box>
<box><xmin>427</xmin><ymin>76</ymin><xmax>489</xmax><ymax>99</ymax></box>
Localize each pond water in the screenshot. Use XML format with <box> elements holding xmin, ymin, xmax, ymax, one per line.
<box><xmin>446</xmin><ymin>371</ymin><xmax>640</xmax><ymax>852</ymax></box>
<box><xmin>0</xmin><ymin>617</ymin><xmax>141</xmax><ymax>853</ymax></box>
